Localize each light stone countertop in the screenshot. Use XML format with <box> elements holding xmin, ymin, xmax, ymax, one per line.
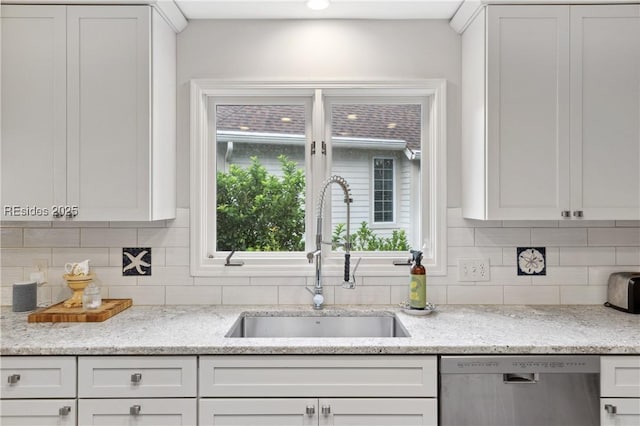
<box><xmin>1</xmin><ymin>304</ymin><xmax>638</xmax><ymax>355</ymax></box>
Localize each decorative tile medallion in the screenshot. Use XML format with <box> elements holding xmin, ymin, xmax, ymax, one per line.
<box><xmin>517</xmin><ymin>247</ymin><xmax>546</xmax><ymax>276</ymax></box>
<box><xmin>122</xmin><ymin>247</ymin><xmax>152</xmax><ymax>276</ymax></box>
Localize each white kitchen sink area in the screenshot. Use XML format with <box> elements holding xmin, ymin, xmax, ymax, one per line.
<box><xmin>225</xmin><ymin>311</ymin><xmax>411</xmax><ymax>338</ymax></box>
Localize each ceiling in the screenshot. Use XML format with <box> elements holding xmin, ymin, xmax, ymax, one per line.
<box><xmin>174</xmin><ymin>0</ymin><xmax>465</xmax><ymax>20</ymax></box>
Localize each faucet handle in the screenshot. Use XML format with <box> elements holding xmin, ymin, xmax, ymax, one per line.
<box><xmin>342</xmin><ymin>257</ymin><xmax>361</xmax><ymax>289</ymax></box>
<box><xmin>343</xmin><ymin>253</ymin><xmax>351</xmax><ymax>282</ymax></box>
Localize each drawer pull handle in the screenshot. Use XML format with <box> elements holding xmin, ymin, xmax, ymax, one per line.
<box><xmin>59</xmin><ymin>406</ymin><xmax>72</xmax><ymax>416</ymax></box>
<box><xmin>130</xmin><ymin>405</ymin><xmax>141</xmax><ymax>416</ymax></box>
<box><xmin>561</xmin><ymin>210</ymin><xmax>571</xmax><ymax>218</ymax></box>
<box><xmin>321</xmin><ymin>405</ymin><xmax>331</xmax><ymax>416</ymax></box>
<box><xmin>131</xmin><ymin>373</ymin><xmax>142</xmax><ymax>384</ymax></box>
<box><xmin>7</xmin><ymin>374</ymin><xmax>20</xmax><ymax>385</ymax></box>
<box><xmin>305</xmin><ymin>405</ymin><xmax>315</xmax><ymax>417</ymax></box>
<box><xmin>573</xmin><ymin>210</ymin><xmax>584</xmax><ymax>218</ymax></box>
<box><xmin>604</xmin><ymin>404</ymin><xmax>617</xmax><ymax>415</ymax></box>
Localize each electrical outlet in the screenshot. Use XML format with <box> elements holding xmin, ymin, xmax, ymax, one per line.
<box><xmin>458</xmin><ymin>259</ymin><xmax>491</xmax><ymax>282</ymax></box>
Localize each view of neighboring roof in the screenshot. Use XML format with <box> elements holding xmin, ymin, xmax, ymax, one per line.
<box><xmin>216</xmin><ymin>104</ymin><xmax>422</xmax><ymax>151</ymax></box>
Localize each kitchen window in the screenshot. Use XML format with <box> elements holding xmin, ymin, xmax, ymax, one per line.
<box><xmin>190</xmin><ymin>81</ymin><xmax>447</xmax><ymax>276</ymax></box>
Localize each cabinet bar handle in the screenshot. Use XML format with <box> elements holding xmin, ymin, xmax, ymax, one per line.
<box><xmin>321</xmin><ymin>405</ymin><xmax>331</xmax><ymax>416</ymax></box>
<box><xmin>561</xmin><ymin>210</ymin><xmax>571</xmax><ymax>218</ymax></box>
<box><xmin>131</xmin><ymin>373</ymin><xmax>142</xmax><ymax>383</ymax></box>
<box><xmin>59</xmin><ymin>406</ymin><xmax>71</xmax><ymax>416</ymax></box>
<box><xmin>573</xmin><ymin>210</ymin><xmax>583</xmax><ymax>218</ymax></box>
<box><xmin>130</xmin><ymin>405</ymin><xmax>141</xmax><ymax>415</ymax></box>
<box><xmin>7</xmin><ymin>374</ymin><xmax>20</xmax><ymax>385</ymax></box>
<box><xmin>306</xmin><ymin>405</ymin><xmax>315</xmax><ymax>417</ymax></box>
<box><xmin>604</xmin><ymin>404</ymin><xmax>617</xmax><ymax>415</ymax></box>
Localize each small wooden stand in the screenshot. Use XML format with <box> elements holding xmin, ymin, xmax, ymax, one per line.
<box><xmin>62</xmin><ymin>273</ymin><xmax>95</xmax><ymax>308</ymax></box>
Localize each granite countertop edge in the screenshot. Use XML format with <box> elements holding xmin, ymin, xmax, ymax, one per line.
<box><xmin>1</xmin><ymin>304</ymin><xmax>639</xmax><ymax>356</ymax></box>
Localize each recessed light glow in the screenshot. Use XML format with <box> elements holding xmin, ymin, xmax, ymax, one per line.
<box><xmin>239</xmin><ymin>126</ymin><xmax>250</xmax><ymax>131</ymax></box>
<box><xmin>281</xmin><ymin>117</ymin><xmax>292</xmax><ymax>122</ymax></box>
<box><xmin>306</xmin><ymin>0</ymin><xmax>330</xmax><ymax>11</ymax></box>
<box><xmin>387</xmin><ymin>123</ymin><xmax>397</xmax><ymax>129</ymax></box>
<box><xmin>347</xmin><ymin>114</ymin><xmax>358</xmax><ymax>120</ymax></box>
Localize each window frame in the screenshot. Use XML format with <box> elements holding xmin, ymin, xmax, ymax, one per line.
<box><xmin>190</xmin><ymin>80</ymin><xmax>447</xmax><ymax>277</ymax></box>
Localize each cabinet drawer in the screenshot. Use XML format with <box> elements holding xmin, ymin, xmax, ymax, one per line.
<box><xmin>1</xmin><ymin>399</ymin><xmax>76</xmax><ymax>425</ymax></box>
<box><xmin>601</xmin><ymin>398</ymin><xmax>640</xmax><ymax>426</ymax></box>
<box><xmin>78</xmin><ymin>356</ymin><xmax>197</xmax><ymax>398</ymax></box>
<box><xmin>601</xmin><ymin>356</ymin><xmax>640</xmax><ymax>397</ymax></box>
<box><xmin>200</xmin><ymin>355</ymin><xmax>437</xmax><ymax>397</ymax></box>
<box><xmin>78</xmin><ymin>398</ymin><xmax>196</xmax><ymax>425</ymax></box>
<box><xmin>0</xmin><ymin>356</ymin><xmax>76</xmax><ymax>398</ymax></box>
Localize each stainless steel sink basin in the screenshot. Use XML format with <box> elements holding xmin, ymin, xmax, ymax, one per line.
<box><xmin>226</xmin><ymin>312</ymin><xmax>410</xmax><ymax>338</ymax></box>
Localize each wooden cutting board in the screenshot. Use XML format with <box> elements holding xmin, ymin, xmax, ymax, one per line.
<box><xmin>28</xmin><ymin>299</ymin><xmax>132</xmax><ymax>323</ymax></box>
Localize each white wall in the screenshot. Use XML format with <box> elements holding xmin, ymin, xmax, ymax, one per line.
<box><xmin>176</xmin><ymin>19</ymin><xmax>462</xmax><ymax>207</ymax></box>
<box><xmin>2</xmin><ymin>19</ymin><xmax>638</xmax><ymax>307</ymax></box>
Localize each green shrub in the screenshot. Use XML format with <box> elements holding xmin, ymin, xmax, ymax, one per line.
<box><xmin>332</xmin><ymin>221</ymin><xmax>410</xmax><ymax>252</ymax></box>
<box><xmin>217</xmin><ymin>155</ymin><xmax>305</xmax><ymax>251</ymax></box>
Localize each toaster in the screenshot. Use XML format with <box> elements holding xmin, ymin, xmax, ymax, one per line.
<box><xmin>606</xmin><ymin>272</ymin><xmax>640</xmax><ymax>314</ymax></box>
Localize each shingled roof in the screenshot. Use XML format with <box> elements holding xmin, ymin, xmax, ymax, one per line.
<box><xmin>216</xmin><ymin>104</ymin><xmax>421</xmax><ymax>151</ymax></box>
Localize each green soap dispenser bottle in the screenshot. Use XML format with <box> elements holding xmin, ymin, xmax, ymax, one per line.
<box><xmin>409</xmin><ymin>249</ymin><xmax>426</xmax><ymax>309</ymax></box>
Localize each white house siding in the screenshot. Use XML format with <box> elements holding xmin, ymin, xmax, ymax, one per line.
<box><xmin>331</xmin><ymin>147</ymin><xmax>415</xmax><ymax>245</ymax></box>
<box><xmin>216</xmin><ymin>141</ymin><xmax>305</xmax><ymax>176</ymax></box>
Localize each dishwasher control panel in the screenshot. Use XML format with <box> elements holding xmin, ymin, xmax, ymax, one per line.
<box><xmin>440</xmin><ymin>355</ymin><xmax>600</xmax><ymax>374</ymax></box>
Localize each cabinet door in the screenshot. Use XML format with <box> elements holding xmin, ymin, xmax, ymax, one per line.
<box><xmin>601</xmin><ymin>398</ymin><xmax>640</xmax><ymax>426</ymax></box>
<box><xmin>1</xmin><ymin>5</ymin><xmax>67</xmax><ymax>220</ymax></box>
<box><xmin>78</xmin><ymin>399</ymin><xmax>196</xmax><ymax>426</ymax></box>
<box><xmin>199</xmin><ymin>398</ymin><xmax>317</xmax><ymax>425</ymax></box>
<box><xmin>318</xmin><ymin>398</ymin><xmax>437</xmax><ymax>426</ymax></box>
<box><xmin>1</xmin><ymin>400</ymin><xmax>76</xmax><ymax>426</ymax></box>
<box><xmin>570</xmin><ymin>5</ymin><xmax>640</xmax><ymax>220</ymax></box>
<box><xmin>66</xmin><ymin>6</ymin><xmax>151</xmax><ymax>221</ymax></box>
<box><xmin>486</xmin><ymin>6</ymin><xmax>571</xmax><ymax>219</ymax></box>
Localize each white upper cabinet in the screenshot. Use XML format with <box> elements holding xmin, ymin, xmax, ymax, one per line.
<box><xmin>462</xmin><ymin>4</ymin><xmax>640</xmax><ymax>220</ymax></box>
<box><xmin>1</xmin><ymin>5</ymin><xmax>176</xmax><ymax>221</ymax></box>
<box><xmin>1</xmin><ymin>6</ymin><xmax>67</xmax><ymax>218</ymax></box>
<box><xmin>570</xmin><ymin>5</ymin><xmax>640</xmax><ymax>220</ymax></box>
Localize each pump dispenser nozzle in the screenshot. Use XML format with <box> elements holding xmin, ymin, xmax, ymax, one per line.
<box><xmin>410</xmin><ymin>249</ymin><xmax>423</xmax><ymax>265</ymax></box>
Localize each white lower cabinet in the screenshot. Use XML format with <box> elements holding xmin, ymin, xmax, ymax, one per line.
<box><xmin>601</xmin><ymin>356</ymin><xmax>640</xmax><ymax>426</ymax></box>
<box><xmin>199</xmin><ymin>398</ymin><xmax>436</xmax><ymax>426</ymax></box>
<box><xmin>79</xmin><ymin>398</ymin><xmax>197</xmax><ymax>425</ymax></box>
<box><xmin>0</xmin><ymin>356</ymin><xmax>77</xmax><ymax>424</ymax></box>
<box><xmin>0</xmin><ymin>399</ymin><xmax>76</xmax><ymax>425</ymax></box>
<box><xmin>199</xmin><ymin>355</ymin><xmax>438</xmax><ymax>425</ymax></box>
<box><xmin>78</xmin><ymin>356</ymin><xmax>198</xmax><ymax>425</ymax></box>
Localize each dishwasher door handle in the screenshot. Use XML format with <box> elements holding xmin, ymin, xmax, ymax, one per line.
<box><xmin>503</xmin><ymin>373</ymin><xmax>539</xmax><ymax>383</ymax></box>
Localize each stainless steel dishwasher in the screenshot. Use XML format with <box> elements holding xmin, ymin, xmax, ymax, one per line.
<box><xmin>440</xmin><ymin>355</ymin><xmax>600</xmax><ymax>426</ymax></box>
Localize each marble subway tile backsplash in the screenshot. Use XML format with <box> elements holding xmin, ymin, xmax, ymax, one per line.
<box><xmin>1</xmin><ymin>208</ymin><xmax>639</xmax><ymax>306</ymax></box>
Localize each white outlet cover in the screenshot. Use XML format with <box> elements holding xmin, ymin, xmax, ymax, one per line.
<box><xmin>458</xmin><ymin>258</ymin><xmax>490</xmax><ymax>282</ymax></box>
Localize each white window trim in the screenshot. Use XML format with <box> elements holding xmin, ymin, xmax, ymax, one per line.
<box><xmin>190</xmin><ymin>80</ymin><xmax>447</xmax><ymax>277</ymax></box>
<box><xmin>371</xmin><ymin>155</ymin><xmax>397</xmax><ymax>226</ymax></box>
